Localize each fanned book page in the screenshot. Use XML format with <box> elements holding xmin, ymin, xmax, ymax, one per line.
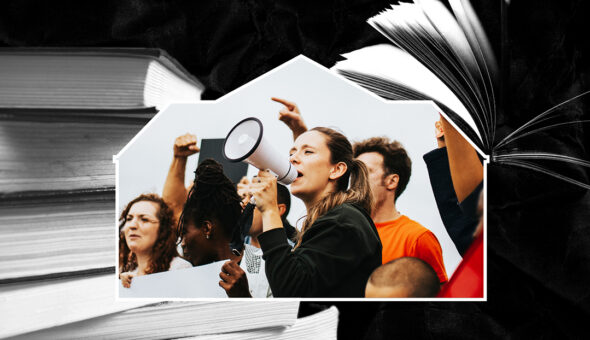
<box><xmin>333</xmin><ymin>44</ymin><xmax>479</xmax><ymax>144</ymax></box>
<box><xmin>333</xmin><ymin>0</ymin><xmax>589</xmax><ymax>189</ymax></box>
<box><xmin>334</xmin><ymin>0</ymin><xmax>500</xmax><ymax>152</ymax></box>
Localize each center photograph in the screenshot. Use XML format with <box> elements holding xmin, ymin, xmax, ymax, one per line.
<box><xmin>115</xmin><ymin>57</ymin><xmax>480</xmax><ymax>299</ymax></box>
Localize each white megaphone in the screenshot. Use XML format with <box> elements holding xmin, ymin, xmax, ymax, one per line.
<box><xmin>223</xmin><ymin>117</ymin><xmax>297</xmax><ymax>185</ymax></box>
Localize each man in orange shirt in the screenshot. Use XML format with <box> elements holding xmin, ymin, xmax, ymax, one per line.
<box><xmin>354</xmin><ymin>138</ymin><xmax>447</xmax><ymax>284</ymax></box>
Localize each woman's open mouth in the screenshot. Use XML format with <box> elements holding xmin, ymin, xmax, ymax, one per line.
<box><xmin>293</xmin><ymin>171</ymin><xmax>303</xmax><ymax>182</ymax></box>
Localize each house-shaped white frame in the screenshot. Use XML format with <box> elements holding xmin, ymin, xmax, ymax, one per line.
<box><xmin>114</xmin><ymin>56</ymin><xmax>487</xmax><ymax>301</ymax></box>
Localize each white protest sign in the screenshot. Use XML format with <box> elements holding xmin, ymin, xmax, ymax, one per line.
<box><xmin>119</xmin><ymin>260</ymin><xmax>228</xmax><ymax>298</ymax></box>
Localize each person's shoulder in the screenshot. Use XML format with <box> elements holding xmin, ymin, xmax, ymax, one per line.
<box><xmin>315</xmin><ymin>203</ymin><xmax>373</xmax><ymax>234</ymax></box>
<box><xmin>322</xmin><ymin>203</ymin><xmax>369</xmax><ymax>223</ymax></box>
<box><xmin>398</xmin><ymin>215</ymin><xmax>432</xmax><ymax>236</ymax></box>
<box><xmin>401</xmin><ymin>216</ymin><xmax>442</xmax><ymax>247</ymax></box>
<box><xmin>423</xmin><ymin>147</ymin><xmax>448</xmax><ymax>162</ymax></box>
<box><xmin>305</xmin><ymin>203</ymin><xmax>378</xmax><ymax>247</ymax></box>
<box><xmin>169</xmin><ymin>256</ymin><xmax>193</xmax><ymax>270</ymax></box>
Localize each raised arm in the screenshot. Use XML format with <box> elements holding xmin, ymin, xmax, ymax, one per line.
<box><xmin>423</xmin><ymin>118</ymin><xmax>479</xmax><ymax>255</ymax></box>
<box><xmin>163</xmin><ymin>133</ymin><xmax>200</xmax><ymax>221</ymax></box>
<box><xmin>440</xmin><ymin>115</ymin><xmax>483</xmax><ymax>202</ymax></box>
<box><xmin>271</xmin><ymin>97</ymin><xmax>308</xmax><ymax>141</ymax></box>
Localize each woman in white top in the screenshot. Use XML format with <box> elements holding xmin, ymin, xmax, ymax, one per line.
<box><xmin>119</xmin><ymin>193</ymin><xmax>191</xmax><ymax>287</ymax></box>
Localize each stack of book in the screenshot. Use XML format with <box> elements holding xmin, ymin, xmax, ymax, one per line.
<box><xmin>0</xmin><ymin>48</ymin><xmax>203</xmax><ymax>111</ymax></box>
<box><xmin>0</xmin><ymin>48</ymin><xmax>204</xmax><ymax>285</ymax></box>
<box><xmin>0</xmin><ymin>48</ymin><xmax>186</xmax><ymax>337</ymax></box>
<box><xmin>1</xmin><ymin>274</ymin><xmax>335</xmax><ymax>338</ymax></box>
<box><xmin>0</xmin><ymin>47</ymin><xmax>339</xmax><ymax>339</ymax></box>
<box><xmin>1</xmin><ymin>287</ymin><xmax>314</xmax><ymax>339</ymax></box>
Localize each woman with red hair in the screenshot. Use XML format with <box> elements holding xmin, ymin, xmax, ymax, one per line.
<box><xmin>119</xmin><ymin>193</ymin><xmax>191</xmax><ymax>287</ymax></box>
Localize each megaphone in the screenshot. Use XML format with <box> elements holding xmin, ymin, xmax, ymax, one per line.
<box><xmin>223</xmin><ymin>117</ymin><xmax>297</xmax><ymax>185</ymax></box>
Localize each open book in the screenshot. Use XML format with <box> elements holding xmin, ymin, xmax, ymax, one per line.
<box><xmin>333</xmin><ymin>0</ymin><xmax>589</xmax><ymax>188</ymax></box>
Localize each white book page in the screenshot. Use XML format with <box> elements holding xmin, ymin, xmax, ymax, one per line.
<box><xmin>188</xmin><ymin>306</ymin><xmax>339</xmax><ymax>340</ymax></box>
<box><xmin>448</xmin><ymin>0</ymin><xmax>498</xmax><ymax>75</ymax></box>
<box><xmin>334</xmin><ymin>44</ymin><xmax>480</xmax><ymax>141</ymax></box>
<box><xmin>0</xmin><ymin>274</ymin><xmax>150</xmax><ymax>338</ymax></box>
<box><xmin>417</xmin><ymin>0</ymin><xmax>479</xmax><ymax>74</ymax></box>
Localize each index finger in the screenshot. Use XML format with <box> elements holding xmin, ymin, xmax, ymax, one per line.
<box><xmin>271</xmin><ymin>97</ymin><xmax>295</xmax><ymax>110</ymax></box>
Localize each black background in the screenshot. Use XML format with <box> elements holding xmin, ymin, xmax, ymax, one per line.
<box><xmin>1</xmin><ymin>0</ymin><xmax>589</xmax><ymax>338</ymax></box>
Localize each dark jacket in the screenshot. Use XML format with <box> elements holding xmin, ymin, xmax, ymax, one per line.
<box><xmin>259</xmin><ymin>203</ymin><xmax>382</xmax><ymax>297</ymax></box>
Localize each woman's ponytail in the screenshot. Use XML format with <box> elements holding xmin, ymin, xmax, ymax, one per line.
<box><xmin>348</xmin><ymin>158</ymin><xmax>373</xmax><ymax>216</ymax></box>
<box><xmin>294</xmin><ymin>128</ymin><xmax>373</xmax><ymax>248</ymax></box>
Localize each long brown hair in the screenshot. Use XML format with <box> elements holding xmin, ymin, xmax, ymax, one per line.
<box><xmin>295</xmin><ymin>127</ymin><xmax>373</xmax><ymax>248</ymax></box>
<box><xmin>119</xmin><ymin>194</ymin><xmax>179</xmax><ymax>274</ymax></box>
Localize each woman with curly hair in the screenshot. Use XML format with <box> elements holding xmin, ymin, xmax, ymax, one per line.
<box><xmin>178</xmin><ymin>158</ymin><xmax>277</xmax><ymax>297</ymax></box>
<box><xmin>119</xmin><ymin>193</ymin><xmax>191</xmax><ymax>287</ymax></box>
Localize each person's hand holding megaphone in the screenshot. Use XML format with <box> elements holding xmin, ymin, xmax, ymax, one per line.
<box><xmin>237</xmin><ymin>176</ymin><xmax>253</xmax><ymax>208</ymax></box>
<box><xmin>249</xmin><ymin>170</ymin><xmax>284</xmax><ymax>233</ymax></box>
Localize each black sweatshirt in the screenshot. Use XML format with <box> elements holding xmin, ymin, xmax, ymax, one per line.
<box><xmin>258</xmin><ymin>203</ymin><xmax>382</xmax><ymax>297</ymax></box>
